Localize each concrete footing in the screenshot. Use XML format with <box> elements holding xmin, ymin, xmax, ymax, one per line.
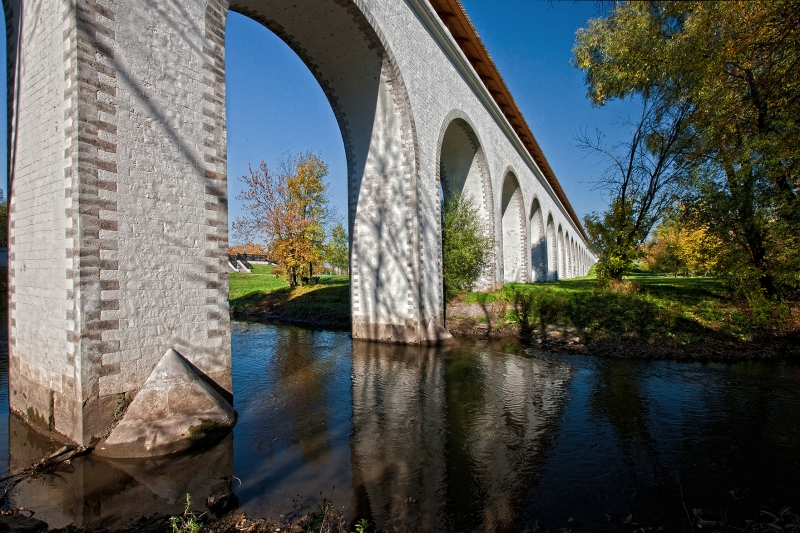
<box><xmin>95</xmin><ymin>349</ymin><xmax>236</xmax><ymax>458</ymax></box>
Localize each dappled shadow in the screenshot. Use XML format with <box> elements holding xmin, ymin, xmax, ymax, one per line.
<box><xmin>230</xmin><ymin>278</ymin><xmax>351</xmax><ymax>330</ymax></box>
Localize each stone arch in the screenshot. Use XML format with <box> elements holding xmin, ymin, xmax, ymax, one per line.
<box><xmin>572</xmin><ymin>239</ymin><xmax>578</xmax><ymax>277</ymax></box>
<box><xmin>529</xmin><ymin>197</ymin><xmax>546</xmax><ymax>282</ymax></box>
<box><xmin>546</xmin><ymin>214</ymin><xmax>557</xmax><ymax>280</ymax></box>
<box><xmin>564</xmin><ymin>231</ymin><xmax>572</xmax><ymax>279</ymax></box>
<box><xmin>435</xmin><ymin>112</ymin><xmax>496</xmax><ymax>294</ymax></box>
<box><xmin>500</xmin><ymin>171</ymin><xmax>527</xmax><ymax>283</ymax></box>
<box><xmin>213</xmin><ymin>0</ymin><xmax>433</xmax><ymax>342</ymax></box>
<box><xmin>4</xmin><ymin>0</ymin><xmax>449</xmax><ymax>449</ymax></box>
<box><xmin>557</xmin><ymin>225</ymin><xmax>565</xmax><ymax>280</ymax></box>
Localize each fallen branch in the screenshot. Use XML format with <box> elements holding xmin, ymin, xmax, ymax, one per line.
<box><xmin>0</xmin><ymin>444</ymin><xmax>90</xmax><ymax>505</ymax></box>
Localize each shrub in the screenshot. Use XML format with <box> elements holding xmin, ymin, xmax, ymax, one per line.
<box><xmin>441</xmin><ymin>191</ymin><xmax>494</xmax><ymax>301</ymax></box>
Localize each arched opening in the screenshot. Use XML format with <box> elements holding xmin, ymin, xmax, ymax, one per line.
<box><xmin>557</xmin><ymin>225</ymin><xmax>565</xmax><ymax>280</ymax></box>
<box><xmin>218</xmin><ymin>0</ymin><xmax>428</xmax><ymax>340</ymax></box>
<box><xmin>564</xmin><ymin>231</ymin><xmax>572</xmax><ymax>279</ymax></box>
<box><xmin>569</xmin><ymin>238</ymin><xmax>574</xmax><ymax>278</ymax></box>
<box><xmin>546</xmin><ymin>214</ymin><xmax>557</xmax><ymax>281</ymax></box>
<box><xmin>5</xmin><ymin>0</ymin><xmax>446</xmax><ymax>452</ymax></box>
<box><xmin>437</xmin><ymin>116</ymin><xmax>495</xmax><ymax>292</ymax></box>
<box><xmin>501</xmin><ymin>172</ymin><xmax>526</xmax><ymax>283</ymax></box>
<box><xmin>529</xmin><ymin>198</ymin><xmax>546</xmax><ymax>282</ymax></box>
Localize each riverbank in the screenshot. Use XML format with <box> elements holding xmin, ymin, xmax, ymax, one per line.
<box><xmin>229</xmin><ymin>269</ymin><xmax>799</xmax><ymax>361</ymax></box>
<box><xmin>447</xmin><ymin>274</ymin><xmax>800</xmax><ymax>361</ymax></box>
<box><xmin>229</xmin><ymin>264</ymin><xmax>350</xmax><ymax>329</ymax></box>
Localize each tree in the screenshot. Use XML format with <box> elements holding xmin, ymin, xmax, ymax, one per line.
<box><xmin>234</xmin><ymin>152</ymin><xmax>330</xmax><ymax>286</ymax></box>
<box><xmin>441</xmin><ymin>191</ymin><xmax>494</xmax><ymax>301</ymax></box>
<box><xmin>579</xmin><ymin>96</ymin><xmax>695</xmax><ymax>283</ymax></box>
<box><xmin>644</xmin><ymin>214</ymin><xmax>720</xmax><ymax>276</ymax></box>
<box><xmin>228</xmin><ymin>242</ymin><xmax>266</xmax><ymax>257</ymax></box>
<box><xmin>326</xmin><ymin>222</ymin><xmax>349</xmax><ymax>276</ymax></box>
<box><xmin>574</xmin><ymin>0</ymin><xmax>800</xmax><ymax>298</ymax></box>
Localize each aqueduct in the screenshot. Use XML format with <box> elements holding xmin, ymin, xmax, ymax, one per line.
<box><xmin>5</xmin><ymin>0</ymin><xmax>595</xmax><ymax>449</ymax></box>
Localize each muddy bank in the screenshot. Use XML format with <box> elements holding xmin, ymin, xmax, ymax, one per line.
<box><xmin>36</xmin><ymin>510</ymin><xmax>576</xmax><ymax>533</ymax></box>
<box><xmin>232</xmin><ymin>307</ymin><xmax>350</xmax><ymax>330</ymax></box>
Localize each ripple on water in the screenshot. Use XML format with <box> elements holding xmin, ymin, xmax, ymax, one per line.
<box><xmin>3</xmin><ymin>322</ymin><xmax>800</xmax><ymax>532</ymax></box>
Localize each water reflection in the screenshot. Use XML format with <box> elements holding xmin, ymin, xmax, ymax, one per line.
<box><xmin>444</xmin><ymin>347</ymin><xmax>571</xmax><ymax>532</ymax></box>
<box><xmin>3</xmin><ymin>322</ymin><xmax>800</xmax><ymax>532</ymax></box>
<box><xmin>8</xmin><ymin>415</ymin><xmax>234</xmax><ymax>530</ymax></box>
<box><xmin>349</xmin><ymin>341</ymin><xmax>572</xmax><ymax>532</ymax></box>
<box><xmin>350</xmin><ymin>341</ymin><xmax>448</xmax><ymax>531</ymax></box>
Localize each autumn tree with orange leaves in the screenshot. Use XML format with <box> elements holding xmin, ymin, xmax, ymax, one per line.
<box><xmin>234</xmin><ymin>152</ymin><xmax>330</xmax><ymax>286</ymax></box>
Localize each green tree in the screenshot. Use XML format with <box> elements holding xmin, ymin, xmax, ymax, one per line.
<box><xmin>574</xmin><ymin>0</ymin><xmax>800</xmax><ymax>298</ymax></box>
<box><xmin>326</xmin><ymin>222</ymin><xmax>349</xmax><ymax>276</ymax></box>
<box><xmin>441</xmin><ymin>191</ymin><xmax>494</xmax><ymax>301</ymax></box>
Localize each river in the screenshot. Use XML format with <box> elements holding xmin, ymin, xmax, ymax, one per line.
<box><xmin>3</xmin><ymin>321</ymin><xmax>799</xmax><ymax>531</ymax></box>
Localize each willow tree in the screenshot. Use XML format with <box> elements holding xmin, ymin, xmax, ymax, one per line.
<box><xmin>235</xmin><ymin>152</ymin><xmax>330</xmax><ymax>286</ymax></box>
<box><xmin>574</xmin><ymin>0</ymin><xmax>800</xmax><ymax>298</ymax></box>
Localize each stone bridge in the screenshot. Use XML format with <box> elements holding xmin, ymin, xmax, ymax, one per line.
<box><xmin>5</xmin><ymin>0</ymin><xmax>595</xmax><ymax>449</ymax></box>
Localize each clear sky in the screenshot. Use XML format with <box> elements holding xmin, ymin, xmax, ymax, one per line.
<box><xmin>1</xmin><ymin>2</ymin><xmax>638</xmax><ymax>234</ymax></box>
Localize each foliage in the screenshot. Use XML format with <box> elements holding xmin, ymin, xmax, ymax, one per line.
<box><xmin>573</xmin><ymin>1</ymin><xmax>800</xmax><ymax>299</ymax></box>
<box><xmin>644</xmin><ymin>214</ymin><xmax>720</xmax><ymax>276</ymax></box>
<box><xmin>441</xmin><ymin>191</ymin><xmax>494</xmax><ymax>301</ymax></box>
<box><xmin>326</xmin><ymin>222</ymin><xmax>349</xmax><ymax>275</ymax></box>
<box><xmin>234</xmin><ymin>152</ymin><xmax>331</xmax><ymax>287</ymax></box>
<box><xmin>300</xmin><ymin>499</ymin><xmax>369</xmax><ymax>533</ymax></box>
<box><xmin>169</xmin><ymin>494</ymin><xmax>203</xmax><ymax>533</ymax></box>
<box><xmin>228</xmin><ymin>242</ymin><xmax>266</xmax><ymax>256</ymax></box>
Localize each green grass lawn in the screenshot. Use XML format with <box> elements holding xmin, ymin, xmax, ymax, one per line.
<box><xmin>228</xmin><ymin>264</ymin><xmax>795</xmax><ymax>345</ymax></box>
<box><xmin>229</xmin><ymin>268</ymin><xmax>351</xmax><ymax>327</ymax></box>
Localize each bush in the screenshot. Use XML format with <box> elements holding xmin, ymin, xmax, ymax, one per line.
<box><xmin>442</xmin><ymin>191</ymin><xmax>494</xmax><ymax>301</ymax></box>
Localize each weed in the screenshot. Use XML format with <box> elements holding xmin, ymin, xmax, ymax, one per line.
<box><xmin>351</xmin><ymin>518</ymin><xmax>369</xmax><ymax>533</ymax></box>
<box><xmin>169</xmin><ymin>493</ymin><xmax>204</xmax><ymax>533</ymax></box>
<box><xmin>305</xmin><ymin>498</ymin><xmax>337</xmax><ymax>533</ymax></box>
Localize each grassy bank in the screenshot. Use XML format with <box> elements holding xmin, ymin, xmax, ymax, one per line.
<box><xmin>447</xmin><ymin>270</ymin><xmax>799</xmax><ymax>359</ymax></box>
<box><xmin>229</xmin><ymin>265</ymin><xmax>798</xmax><ymax>358</ymax></box>
<box><xmin>229</xmin><ymin>264</ymin><xmax>350</xmax><ymax>328</ymax></box>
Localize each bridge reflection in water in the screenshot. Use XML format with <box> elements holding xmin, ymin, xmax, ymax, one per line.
<box><xmin>350</xmin><ymin>341</ymin><xmax>570</xmax><ymax>532</ymax></box>
<box><xmin>4</xmin><ymin>322</ymin><xmax>572</xmax><ymax>531</ymax></box>
<box><xmin>6</xmin><ymin>322</ymin><xmax>799</xmax><ymax>532</ymax></box>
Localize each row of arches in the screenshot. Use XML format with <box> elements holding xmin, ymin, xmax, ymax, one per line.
<box><xmin>437</xmin><ymin>117</ymin><xmax>593</xmax><ymax>290</ymax></box>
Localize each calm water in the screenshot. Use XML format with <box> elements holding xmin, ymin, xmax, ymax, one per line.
<box><xmin>3</xmin><ymin>321</ymin><xmax>800</xmax><ymax>531</ymax></box>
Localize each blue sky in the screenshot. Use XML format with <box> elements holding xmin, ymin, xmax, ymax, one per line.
<box><xmin>1</xmin><ymin>2</ymin><xmax>637</xmax><ymax>231</ymax></box>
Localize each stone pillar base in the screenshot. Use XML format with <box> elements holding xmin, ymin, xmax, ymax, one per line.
<box><xmin>352</xmin><ymin>316</ymin><xmax>452</xmax><ymax>344</ymax></box>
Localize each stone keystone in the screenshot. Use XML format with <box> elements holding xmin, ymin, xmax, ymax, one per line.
<box><xmin>96</xmin><ymin>348</ymin><xmax>236</xmax><ymax>458</ymax></box>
